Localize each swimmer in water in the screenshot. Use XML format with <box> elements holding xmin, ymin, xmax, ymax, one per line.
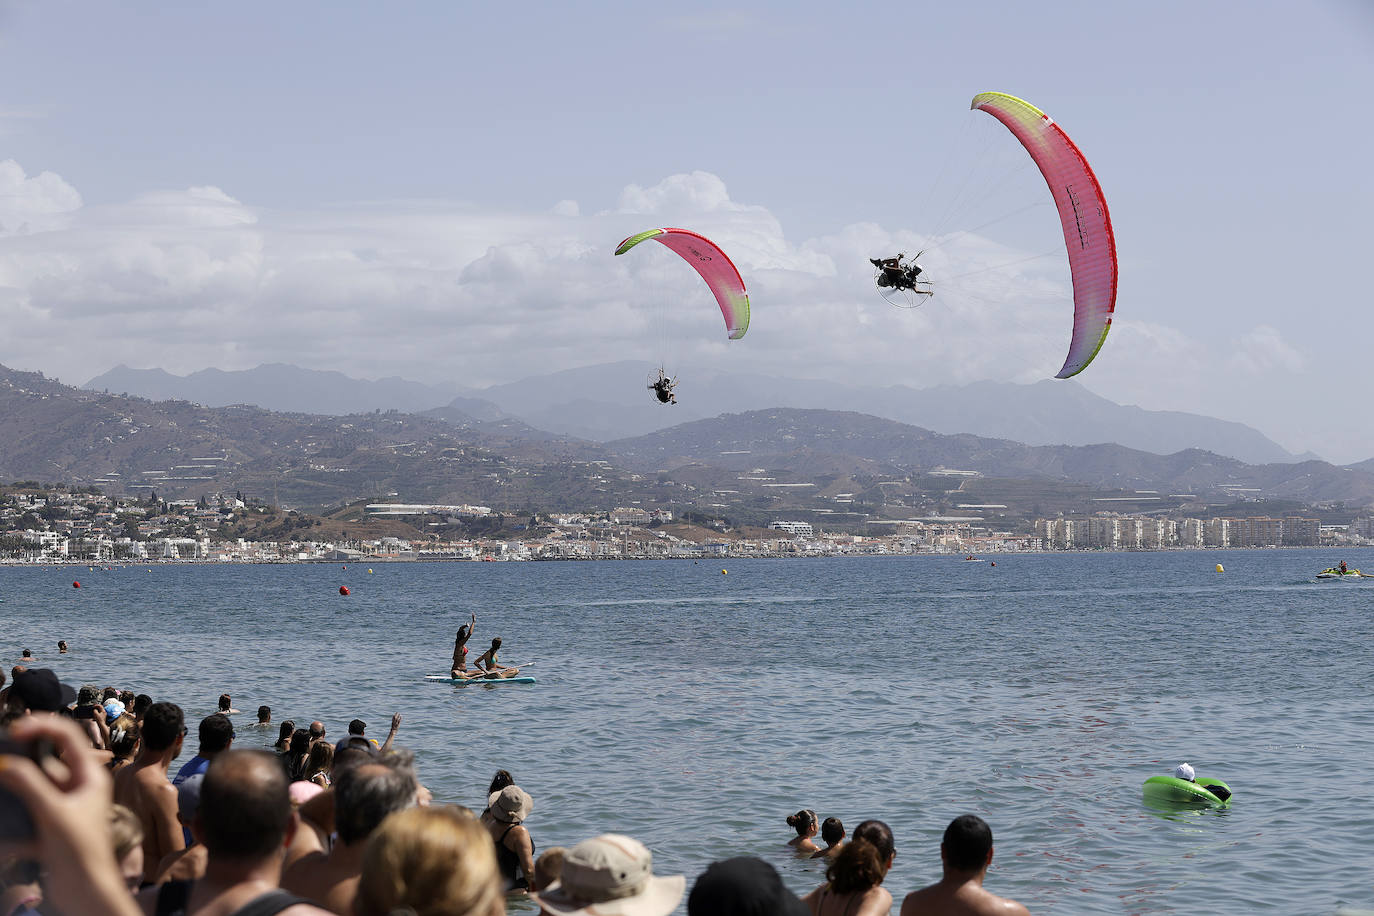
<box><xmin>451</xmin><ymin>612</ymin><xmax>477</xmax><ymax>678</ymax></box>
<box><xmin>812</xmin><ymin>817</ymin><xmax>846</xmax><ymax>860</ymax></box>
<box><xmin>786</xmin><ymin>809</ymin><xmax>820</xmax><ymax>854</ymax></box>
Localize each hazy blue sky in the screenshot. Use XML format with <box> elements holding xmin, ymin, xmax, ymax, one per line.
<box><xmin>2</xmin><ymin>1</ymin><xmax>1371</xmax><ymax>460</ymax></box>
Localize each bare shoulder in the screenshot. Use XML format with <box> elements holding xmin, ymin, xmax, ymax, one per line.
<box><xmin>283</xmin><ymin>905</ymin><xmax>336</xmax><ymax>916</ymax></box>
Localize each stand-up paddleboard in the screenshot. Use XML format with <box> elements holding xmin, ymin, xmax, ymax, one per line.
<box><xmin>425</xmin><ymin>674</ymin><xmax>537</xmax><ymax>685</ymax></box>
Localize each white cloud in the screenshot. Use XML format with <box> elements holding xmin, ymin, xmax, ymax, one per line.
<box><xmin>0</xmin><ymin>158</ymin><xmax>82</xmax><ymax>235</ymax></box>
<box><xmin>0</xmin><ymin>161</ymin><xmax>1357</xmax><ymax>458</ymax></box>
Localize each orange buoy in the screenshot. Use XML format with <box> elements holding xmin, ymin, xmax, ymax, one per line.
<box><xmin>339</xmin><ymin>586</ymin><xmax>350</xmax><ymax>596</ymax></box>
<box><xmin>72</xmin><ymin>581</ymin><xmax>81</xmax><ymax>588</ymax></box>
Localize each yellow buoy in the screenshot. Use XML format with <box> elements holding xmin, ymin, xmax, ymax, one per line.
<box><xmin>1215</xmin><ymin>564</ymin><xmax>1224</xmax><ymax>573</ymax></box>
<box><xmin>368</xmin><ymin>569</ymin><xmax>373</xmax><ymax>574</ymax></box>
<box><xmin>721</xmin><ymin>569</ymin><xmax>728</xmax><ymax>575</ymax></box>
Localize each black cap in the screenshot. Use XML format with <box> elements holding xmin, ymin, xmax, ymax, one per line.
<box><xmin>348</xmin><ymin>718</ymin><xmax>366</xmax><ymax>735</ymax></box>
<box><xmin>688</xmin><ymin>857</ymin><xmax>809</xmax><ymax>916</ymax></box>
<box><xmin>12</xmin><ymin>668</ymin><xmax>78</xmax><ymax>712</ymax></box>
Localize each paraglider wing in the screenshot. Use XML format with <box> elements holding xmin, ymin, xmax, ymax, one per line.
<box><xmin>971</xmin><ymin>91</ymin><xmax>1117</xmax><ymax>378</ymax></box>
<box><xmin>614</xmin><ymin>227</ymin><xmax>750</xmax><ymax>339</ymax></box>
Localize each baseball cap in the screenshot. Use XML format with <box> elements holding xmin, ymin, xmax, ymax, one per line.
<box><xmin>12</xmin><ymin>668</ymin><xmax>77</xmax><ymax>712</ymax></box>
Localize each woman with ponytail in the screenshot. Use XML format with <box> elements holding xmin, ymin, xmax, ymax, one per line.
<box><xmin>786</xmin><ymin>808</ymin><xmax>820</xmax><ymax>854</ymax></box>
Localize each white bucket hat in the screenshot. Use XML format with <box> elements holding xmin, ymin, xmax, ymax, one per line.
<box><xmin>1174</xmin><ymin>763</ymin><xmax>1196</xmax><ymax>781</ymax></box>
<box><xmin>533</xmin><ymin>834</ymin><xmax>685</xmax><ymax>916</ymax></box>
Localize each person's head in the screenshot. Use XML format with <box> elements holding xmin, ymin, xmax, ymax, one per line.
<box><xmin>118</xmin><ymin>690</ymin><xmax>135</xmax><ymax>708</ymax></box>
<box><xmin>687</xmin><ymin>857</ymin><xmax>808</xmax><ymax>916</ymax></box>
<box><xmin>355</xmin><ymin>806</ymin><xmax>502</xmax><ymax>916</ymax></box>
<box><xmin>306</xmin><ymin>740</ymin><xmax>334</xmax><ymax>776</ymax></box>
<box><xmin>334</xmin><ymin>751</ymin><xmax>419</xmax><ymax>846</ymax></box>
<box><xmin>308</xmin><ymin>720</ymin><xmax>326</xmax><ymax>742</ymax></box>
<box><xmin>486</xmin><ymin>785</ymin><xmax>533</xmax><ymax>825</ymax></box>
<box><xmin>133</xmin><ymin>694</ymin><xmax>152</xmax><ymax>718</ymax></box>
<box><xmin>20</xmin><ymin>649</ymin><xmax>32</xmax><ymax>659</ymax></box>
<box><xmin>103</xmin><ymin>698</ymin><xmax>127</xmax><ymax>724</ymax></box>
<box><xmin>77</xmin><ymin>684</ymin><xmax>101</xmax><ymax>707</ymax></box>
<box><xmin>109</xmin><ymin>804</ymin><xmax>145</xmax><ymax>893</ymax></box>
<box><xmin>108</xmin><ymin>714</ymin><xmax>140</xmax><ymax>760</ymax></box>
<box><xmin>288</xmin><ymin>728</ymin><xmax>311</xmax><ymax>756</ymax></box>
<box><xmin>941</xmin><ymin>814</ymin><xmax>993</xmax><ymax>873</ymax></box>
<box><xmin>534</xmin><ymin>834</ymin><xmax>685</xmax><ymax>916</ymax></box>
<box><xmin>820</xmin><ymin>817</ymin><xmax>845</xmax><ymax>846</ymax></box>
<box><xmin>456</xmin><ymin>624</ymin><xmax>471</xmax><ymax>641</ymax></box>
<box><xmin>218</xmin><ymin>694</ymin><xmax>232</xmax><ymax>712</ymax></box>
<box><xmin>825</xmin><ymin>821</ymin><xmax>894</xmax><ymax>895</ymax></box>
<box><xmin>141</xmin><ymin>701</ymin><xmax>186</xmax><ymax>754</ymax></box>
<box><xmin>332</xmin><ymin>744</ymin><xmax>377</xmax><ymax>781</ymax></box>
<box><xmin>257</xmin><ymin>705</ymin><xmax>271</xmax><ymax>724</ymax></box>
<box><xmin>348</xmin><ymin>718</ymin><xmax>367</xmax><ymax>736</ymax></box>
<box><xmin>487</xmin><ymin>769</ymin><xmax>514</xmax><ymax>795</ymax></box>
<box><xmin>198</xmin><ymin>713</ymin><xmax>235</xmax><ymax>755</ymax></box>
<box><xmin>289</xmin><ymin>780</ymin><xmax>324</xmax><ymax>808</ymax></box>
<box><xmin>490</xmin><ymin>637</ymin><xmax>502</xmax><ymax>651</ymax></box>
<box><xmin>101</xmin><ymin>686</ymin><xmax>118</xmax><ymax>703</ymax></box>
<box><xmin>276</xmin><ymin>719</ymin><xmax>295</xmax><ymax>745</ymax></box>
<box><xmin>178</xmin><ymin>774</ymin><xmax>205</xmax><ymax>827</ymax></box>
<box><xmin>534</xmin><ymin>846</ymin><xmax>567</xmax><ymax>893</ymax></box>
<box><xmin>57</xmin><ymin>640</ymin><xmax>68</xmax><ymax>653</ymax></box>
<box><xmin>196</xmin><ymin>750</ymin><xmax>293</xmax><ymax>863</ymax></box>
<box><xmin>786</xmin><ymin>809</ymin><xmax>818</xmax><ymax>838</ymax></box>
<box><xmin>10</xmin><ymin>668</ymin><xmax>78</xmax><ymax>713</ymax></box>
<box><xmin>1173</xmin><ymin>763</ymin><xmax>1196</xmax><ymax>782</ymax></box>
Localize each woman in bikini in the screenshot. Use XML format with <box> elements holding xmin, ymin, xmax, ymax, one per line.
<box><xmin>450</xmin><ymin>613</ymin><xmax>477</xmax><ymax>678</ymax></box>
<box><xmin>470</xmin><ymin>637</ymin><xmax>519</xmax><ymax>679</ymax></box>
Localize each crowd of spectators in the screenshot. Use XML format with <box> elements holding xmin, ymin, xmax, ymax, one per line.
<box><xmin>1</xmin><ymin>664</ymin><xmax>1030</xmax><ymax>915</ymax></box>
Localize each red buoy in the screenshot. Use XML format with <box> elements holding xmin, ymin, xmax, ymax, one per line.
<box><xmin>72</xmin><ymin>581</ymin><xmax>81</xmax><ymax>588</ymax></box>
<box><xmin>339</xmin><ymin>586</ymin><xmax>350</xmax><ymax>596</ymax></box>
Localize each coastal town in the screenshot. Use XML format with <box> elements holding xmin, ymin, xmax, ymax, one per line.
<box><xmin>3</xmin><ymin>484</ymin><xmax>1371</xmax><ymax>564</ymax></box>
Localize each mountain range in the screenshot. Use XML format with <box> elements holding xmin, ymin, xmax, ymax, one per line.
<box><xmin>7</xmin><ymin>363</ymin><xmax>1373</xmax><ymax>521</ymax></box>
<box><xmin>85</xmin><ymin>362</ymin><xmax>1324</xmax><ymax>467</ymax></box>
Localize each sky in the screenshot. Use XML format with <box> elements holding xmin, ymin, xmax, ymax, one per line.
<box><xmin>1</xmin><ymin>0</ymin><xmax>1372</xmax><ymax>462</ymax></box>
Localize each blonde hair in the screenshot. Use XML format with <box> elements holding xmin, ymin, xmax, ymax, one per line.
<box><xmin>355</xmin><ymin>805</ymin><xmax>503</xmax><ymax>916</ymax></box>
<box><xmin>110</xmin><ymin>804</ymin><xmax>144</xmax><ymax>861</ymax></box>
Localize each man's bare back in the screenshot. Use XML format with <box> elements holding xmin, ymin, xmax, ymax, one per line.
<box><xmin>900</xmin><ymin>876</ymin><xmax>1030</xmax><ymax>916</ymax></box>
<box><xmin>114</xmin><ymin>758</ymin><xmax>185</xmax><ymax>884</ymax></box>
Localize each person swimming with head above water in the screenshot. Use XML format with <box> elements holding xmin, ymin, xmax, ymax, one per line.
<box><xmin>1172</xmin><ymin>762</ymin><xmax>1231</xmax><ymax>801</ymax></box>
<box><xmin>786</xmin><ymin>809</ymin><xmax>819</xmax><ymax>854</ymax></box>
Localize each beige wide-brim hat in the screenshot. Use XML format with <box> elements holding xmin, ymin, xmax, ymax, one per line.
<box><xmin>533</xmin><ymin>834</ymin><xmax>685</xmax><ymax>916</ymax></box>
<box><xmin>487</xmin><ymin>785</ymin><xmax>533</xmax><ymax>823</ymax></box>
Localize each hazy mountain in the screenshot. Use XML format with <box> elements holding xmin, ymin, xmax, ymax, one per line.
<box><xmin>475</xmin><ymin>361</ymin><xmax>1308</xmax><ymax>465</ymax></box>
<box><xmin>86</xmin><ymin>360</ymin><xmax>1310</xmax><ymax>467</ymax></box>
<box><xmin>606</xmin><ymin>409</ymin><xmax>1374</xmax><ymax>507</ymax></box>
<box><xmin>85</xmin><ymin>363</ymin><xmax>481</xmax><ymax>417</ymax></box>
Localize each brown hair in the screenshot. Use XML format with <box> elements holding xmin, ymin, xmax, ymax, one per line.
<box><xmin>356</xmin><ymin>806</ymin><xmax>502</xmax><ymax>916</ymax></box>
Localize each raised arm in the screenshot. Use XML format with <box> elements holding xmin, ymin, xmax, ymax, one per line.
<box><xmin>380</xmin><ymin>713</ymin><xmax>402</xmax><ymax>754</ymax></box>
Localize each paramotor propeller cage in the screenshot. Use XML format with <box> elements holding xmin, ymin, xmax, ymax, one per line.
<box><xmin>875</xmin><ymin>266</ymin><xmax>935</xmax><ymax>309</ymax></box>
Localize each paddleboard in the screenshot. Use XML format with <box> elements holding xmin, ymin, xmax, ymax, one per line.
<box><xmin>424</xmin><ymin>674</ymin><xmax>537</xmax><ymax>685</ymax></box>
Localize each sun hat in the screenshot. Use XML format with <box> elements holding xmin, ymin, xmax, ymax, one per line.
<box><xmin>103</xmin><ymin>698</ymin><xmax>126</xmax><ymax>723</ymax></box>
<box><xmin>534</xmin><ymin>834</ymin><xmax>685</xmax><ymax>916</ymax></box>
<box><xmin>688</xmin><ymin>857</ymin><xmax>808</xmax><ymax>916</ymax></box>
<box><xmin>487</xmin><ymin>785</ymin><xmax>533</xmax><ymax>823</ymax></box>
<box><xmin>12</xmin><ymin>668</ymin><xmax>78</xmax><ymax>712</ymax></box>
<box><xmin>1174</xmin><ymin>763</ymin><xmax>1196</xmax><ymax>781</ymax></box>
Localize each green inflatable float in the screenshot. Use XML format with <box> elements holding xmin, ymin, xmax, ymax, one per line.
<box><xmin>1142</xmin><ymin>775</ymin><xmax>1232</xmax><ymax>806</ymax></box>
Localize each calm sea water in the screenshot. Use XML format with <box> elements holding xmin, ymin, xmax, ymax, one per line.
<box><xmin>4</xmin><ymin>549</ymin><xmax>1374</xmax><ymax>915</ymax></box>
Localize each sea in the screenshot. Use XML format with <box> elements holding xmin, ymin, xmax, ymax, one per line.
<box><xmin>3</xmin><ymin>548</ymin><xmax>1373</xmax><ymax>915</ymax></box>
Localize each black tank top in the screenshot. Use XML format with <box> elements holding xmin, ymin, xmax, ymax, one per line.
<box><xmin>496</xmin><ymin>823</ymin><xmax>535</xmax><ymax>890</ymax></box>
